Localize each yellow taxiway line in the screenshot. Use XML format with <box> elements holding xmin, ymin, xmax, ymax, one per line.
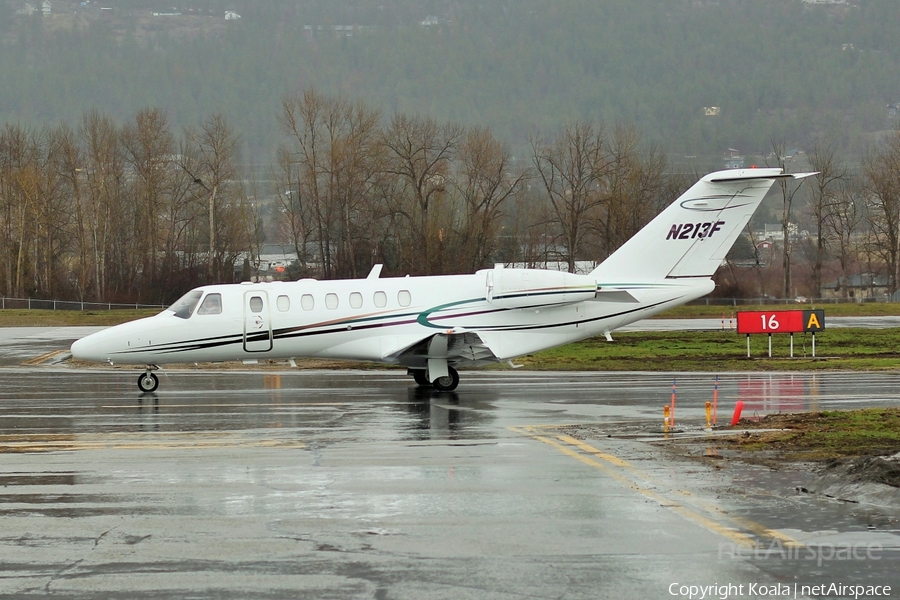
<box><xmin>21</xmin><ymin>349</ymin><xmax>67</xmax><ymax>366</ymax></box>
<box><xmin>509</xmin><ymin>425</ymin><xmax>804</xmax><ymax>550</ymax></box>
<box><xmin>0</xmin><ymin>431</ymin><xmax>305</xmax><ymax>453</ymax></box>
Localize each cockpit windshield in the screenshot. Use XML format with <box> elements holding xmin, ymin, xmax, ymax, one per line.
<box><xmin>166</xmin><ymin>290</ymin><xmax>203</xmax><ymax>319</ymax></box>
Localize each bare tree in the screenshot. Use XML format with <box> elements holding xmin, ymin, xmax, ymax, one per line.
<box><xmin>278</xmin><ymin>90</ymin><xmax>331</xmax><ymax>276</ymax></box>
<box><xmin>382</xmin><ymin>113</ymin><xmax>463</xmax><ymax>275</ymax></box>
<box><xmin>804</xmin><ymin>140</ymin><xmax>850</xmax><ymax>297</ymax></box>
<box><xmin>598</xmin><ymin>123</ymin><xmax>672</xmax><ymax>258</ymax></box>
<box><xmin>121</xmin><ymin>108</ymin><xmax>177</xmax><ymax>300</ymax></box>
<box><xmin>327</xmin><ymin>97</ymin><xmax>384</xmax><ymax>278</ymax></box>
<box><xmin>278</xmin><ymin>88</ymin><xmax>385</xmax><ymax>278</ymax></box>
<box><xmin>241</xmin><ymin>177</ymin><xmax>268</xmax><ymax>281</ymax></box>
<box><xmin>531</xmin><ymin>121</ymin><xmax>609</xmax><ymax>273</ymax></box>
<box><xmin>823</xmin><ymin>179</ymin><xmax>864</xmax><ymax>298</ymax></box>
<box><xmin>0</xmin><ymin>124</ymin><xmax>67</xmax><ymax>298</ymax></box>
<box><xmin>768</xmin><ymin>139</ymin><xmax>807</xmax><ymax>299</ymax></box>
<box><xmin>273</xmin><ymin>144</ymin><xmax>315</xmax><ymax>275</ymax></box>
<box><xmin>451</xmin><ymin>125</ymin><xmax>529</xmax><ymax>272</ymax></box>
<box><xmin>861</xmin><ymin>130</ymin><xmax>900</xmax><ymax>293</ymax></box>
<box><xmin>0</xmin><ymin>124</ymin><xmax>41</xmax><ymax>297</ymax></box>
<box><xmin>80</xmin><ymin>110</ymin><xmax>126</xmax><ymax>301</ymax></box>
<box><xmin>182</xmin><ymin>113</ymin><xmax>243</xmax><ymax>282</ymax></box>
<box><xmin>55</xmin><ymin>122</ymin><xmax>91</xmax><ymax>299</ymax></box>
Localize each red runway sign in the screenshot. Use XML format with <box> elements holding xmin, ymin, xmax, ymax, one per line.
<box><xmin>736</xmin><ymin>310</ymin><xmax>825</xmax><ymax>334</ymax></box>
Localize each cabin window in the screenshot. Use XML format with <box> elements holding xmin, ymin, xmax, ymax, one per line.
<box><xmin>276</xmin><ymin>295</ymin><xmax>290</xmax><ymax>312</ymax></box>
<box><xmin>373</xmin><ymin>291</ymin><xmax>387</xmax><ymax>308</ymax></box>
<box><xmin>301</xmin><ymin>294</ymin><xmax>315</xmax><ymax>311</ymax></box>
<box><xmin>349</xmin><ymin>292</ymin><xmax>363</xmax><ymax>309</ymax></box>
<box><xmin>169</xmin><ymin>290</ymin><xmax>203</xmax><ymax>319</ymax></box>
<box><xmin>398</xmin><ymin>290</ymin><xmax>411</xmax><ymax>307</ymax></box>
<box><xmin>249</xmin><ymin>296</ymin><xmax>264</xmax><ymax>313</ymax></box>
<box><xmin>197</xmin><ymin>293</ymin><xmax>223</xmax><ymax>315</ymax></box>
<box><xmin>325</xmin><ymin>293</ymin><xmax>339</xmax><ymax>310</ymax></box>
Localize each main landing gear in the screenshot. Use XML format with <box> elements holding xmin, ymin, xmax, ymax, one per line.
<box><xmin>409</xmin><ymin>366</ymin><xmax>460</xmax><ymax>392</ymax></box>
<box><xmin>412</xmin><ymin>370</ymin><xmax>431</xmax><ymax>386</ymax></box>
<box><xmin>137</xmin><ymin>367</ymin><xmax>160</xmax><ymax>393</ymax></box>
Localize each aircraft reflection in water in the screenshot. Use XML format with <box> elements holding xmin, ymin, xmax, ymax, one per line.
<box><xmin>72</xmin><ymin>169</ymin><xmax>814</xmax><ymax>393</ymax></box>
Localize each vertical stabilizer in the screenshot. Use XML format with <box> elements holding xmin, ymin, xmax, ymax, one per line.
<box><xmin>590</xmin><ymin>169</ymin><xmax>813</xmax><ymax>283</ymax></box>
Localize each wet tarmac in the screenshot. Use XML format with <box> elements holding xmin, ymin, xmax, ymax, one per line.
<box><xmin>0</xmin><ymin>330</ymin><xmax>898</xmax><ymax>598</ymax></box>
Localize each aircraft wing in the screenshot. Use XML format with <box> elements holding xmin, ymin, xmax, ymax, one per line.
<box><xmin>386</xmin><ymin>331</ymin><xmax>500</xmax><ymax>369</ymax></box>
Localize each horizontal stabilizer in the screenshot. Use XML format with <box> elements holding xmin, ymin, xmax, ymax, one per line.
<box><xmin>708</xmin><ymin>171</ymin><xmax>817</xmax><ymax>183</ymax></box>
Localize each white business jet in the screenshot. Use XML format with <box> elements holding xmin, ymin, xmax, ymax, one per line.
<box><xmin>71</xmin><ymin>168</ymin><xmax>812</xmax><ymax>392</ymax></box>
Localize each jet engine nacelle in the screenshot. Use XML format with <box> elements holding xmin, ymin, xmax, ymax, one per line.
<box><xmin>486</xmin><ymin>266</ymin><xmax>597</xmax><ymax>309</ymax></box>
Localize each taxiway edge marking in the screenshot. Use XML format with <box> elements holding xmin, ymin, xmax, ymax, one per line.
<box><xmin>509</xmin><ymin>428</ymin><xmax>755</xmax><ymax>547</ymax></box>
<box><xmin>509</xmin><ymin>425</ymin><xmax>804</xmax><ymax>550</ymax></box>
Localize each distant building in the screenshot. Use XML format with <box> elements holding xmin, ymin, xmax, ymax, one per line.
<box><xmin>302</xmin><ymin>24</ymin><xmax>375</xmax><ymax>37</ymax></box>
<box><xmin>760</xmin><ymin>223</ymin><xmax>798</xmax><ymax>242</ymax></box>
<box><xmin>42</xmin><ymin>1</ymin><xmax>51</xmax><ymax>15</ymax></box>
<box><xmin>821</xmin><ymin>274</ymin><xmax>890</xmax><ymax>300</ymax></box>
<box><xmin>703</xmin><ymin>106</ymin><xmax>721</xmax><ymax>116</ymax></box>
<box><xmin>723</xmin><ymin>148</ymin><xmax>744</xmax><ymax>169</ymax></box>
<box><xmin>225</xmin><ymin>11</ymin><xmax>241</xmax><ymax>20</ymax></box>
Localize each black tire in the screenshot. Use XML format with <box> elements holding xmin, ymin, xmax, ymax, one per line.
<box><xmin>431</xmin><ymin>366</ymin><xmax>459</xmax><ymax>392</ymax></box>
<box><xmin>138</xmin><ymin>372</ymin><xmax>159</xmax><ymax>393</ymax></box>
<box><xmin>412</xmin><ymin>370</ymin><xmax>431</xmax><ymax>386</ymax></box>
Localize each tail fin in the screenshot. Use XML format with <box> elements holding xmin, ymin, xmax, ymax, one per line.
<box><xmin>590</xmin><ymin>169</ymin><xmax>815</xmax><ymax>282</ymax></box>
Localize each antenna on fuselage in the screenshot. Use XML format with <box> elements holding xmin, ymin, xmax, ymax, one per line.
<box><xmin>367</xmin><ymin>264</ymin><xmax>383</xmax><ymax>280</ymax></box>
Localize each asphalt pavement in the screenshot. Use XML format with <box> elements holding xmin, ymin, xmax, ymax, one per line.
<box><xmin>0</xmin><ymin>328</ymin><xmax>897</xmax><ymax>598</ymax></box>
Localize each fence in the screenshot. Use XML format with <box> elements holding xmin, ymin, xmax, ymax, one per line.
<box><xmin>0</xmin><ymin>297</ymin><xmax>166</xmax><ymax>311</ymax></box>
<box><xmin>1</xmin><ymin>295</ymin><xmax>895</xmax><ymax>312</ymax></box>
<box><xmin>689</xmin><ymin>296</ymin><xmax>897</xmax><ymax>306</ymax></box>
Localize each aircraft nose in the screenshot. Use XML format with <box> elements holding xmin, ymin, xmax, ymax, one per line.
<box><xmin>71</xmin><ymin>334</ymin><xmax>103</xmax><ymax>362</ymax></box>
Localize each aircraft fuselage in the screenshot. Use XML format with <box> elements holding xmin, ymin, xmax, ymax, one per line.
<box><xmin>72</xmin><ymin>268</ymin><xmax>712</xmax><ymax>369</ymax></box>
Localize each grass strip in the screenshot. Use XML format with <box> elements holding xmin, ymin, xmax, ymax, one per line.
<box><xmin>519</xmin><ymin>328</ymin><xmax>900</xmax><ymax>372</ymax></box>
<box><xmin>724</xmin><ymin>408</ymin><xmax>900</xmax><ymax>461</ymax></box>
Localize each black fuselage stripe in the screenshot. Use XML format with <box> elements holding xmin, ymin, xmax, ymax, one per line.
<box><xmin>109</xmin><ymin>297</ymin><xmax>679</xmax><ymax>357</ymax></box>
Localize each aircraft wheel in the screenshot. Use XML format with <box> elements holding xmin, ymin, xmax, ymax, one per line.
<box><xmin>412</xmin><ymin>370</ymin><xmax>431</xmax><ymax>386</ymax></box>
<box><xmin>137</xmin><ymin>372</ymin><xmax>159</xmax><ymax>393</ymax></box>
<box><xmin>431</xmin><ymin>366</ymin><xmax>459</xmax><ymax>392</ymax></box>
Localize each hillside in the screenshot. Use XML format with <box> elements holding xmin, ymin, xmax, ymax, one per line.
<box><xmin>1</xmin><ymin>0</ymin><xmax>899</xmax><ymax>164</ymax></box>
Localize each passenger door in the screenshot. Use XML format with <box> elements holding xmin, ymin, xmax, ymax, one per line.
<box><xmin>243</xmin><ymin>291</ymin><xmax>273</xmax><ymax>352</ymax></box>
